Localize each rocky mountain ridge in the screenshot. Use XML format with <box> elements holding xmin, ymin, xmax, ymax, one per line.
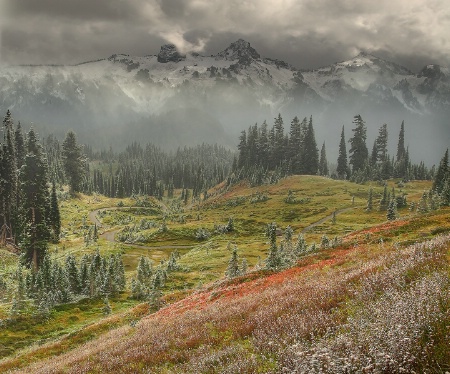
<box><xmin>0</xmin><ymin>39</ymin><xmax>448</xmax><ymax>157</ymax></box>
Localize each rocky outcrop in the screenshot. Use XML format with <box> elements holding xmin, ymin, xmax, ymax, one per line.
<box><xmin>216</xmin><ymin>39</ymin><xmax>260</xmax><ymax>65</ymax></box>
<box><xmin>157</xmin><ymin>44</ymin><xmax>185</xmax><ymax>63</ymax></box>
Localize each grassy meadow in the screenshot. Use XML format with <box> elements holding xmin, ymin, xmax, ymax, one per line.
<box><xmin>0</xmin><ymin>175</ymin><xmax>449</xmax><ymax>372</ymax></box>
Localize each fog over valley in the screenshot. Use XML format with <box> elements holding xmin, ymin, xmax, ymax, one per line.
<box><xmin>0</xmin><ymin>39</ymin><xmax>448</xmax><ymax>165</ymax></box>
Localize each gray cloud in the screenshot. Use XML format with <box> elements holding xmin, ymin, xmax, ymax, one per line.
<box><xmin>1</xmin><ymin>0</ymin><xmax>449</xmax><ymax>71</ymax></box>
<box><xmin>8</xmin><ymin>0</ymin><xmax>141</xmax><ymax>21</ymax></box>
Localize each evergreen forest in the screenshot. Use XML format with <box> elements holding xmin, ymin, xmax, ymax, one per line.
<box><xmin>0</xmin><ymin>109</ymin><xmax>449</xmax><ymax>373</ymax></box>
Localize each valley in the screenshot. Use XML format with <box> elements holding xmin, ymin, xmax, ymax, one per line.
<box><xmin>1</xmin><ymin>40</ymin><xmax>449</xmax><ymax>162</ymax></box>
<box><xmin>1</xmin><ymin>2</ymin><xmax>449</xmax><ymax>372</ymax></box>
<box><xmin>1</xmin><ymin>175</ymin><xmax>449</xmax><ymax>372</ymax></box>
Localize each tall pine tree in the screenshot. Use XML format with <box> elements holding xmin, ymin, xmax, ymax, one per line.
<box><xmin>394</xmin><ymin>122</ymin><xmax>409</xmax><ymax>179</ymax></box>
<box><xmin>336</xmin><ymin>126</ymin><xmax>349</xmax><ymax>179</ymax></box>
<box><xmin>396</xmin><ymin>121</ymin><xmax>406</xmax><ymax>162</ymax></box>
<box><xmin>62</xmin><ymin>131</ymin><xmax>85</xmax><ymax>194</ymax></box>
<box><xmin>20</xmin><ymin>128</ymin><xmax>50</xmax><ymax>269</ymax></box>
<box><xmin>433</xmin><ymin>149</ymin><xmax>449</xmax><ymax>194</ymax></box>
<box><xmin>237</xmin><ymin>130</ymin><xmax>247</xmax><ymax>169</ymax></box>
<box><xmin>319</xmin><ymin>142</ymin><xmax>328</xmax><ymax>176</ymax></box>
<box><xmin>49</xmin><ymin>181</ymin><xmax>61</xmax><ymax>243</ymax></box>
<box><xmin>272</xmin><ymin>114</ymin><xmax>285</xmax><ymax>168</ymax></box>
<box><xmin>301</xmin><ymin>116</ymin><xmax>319</xmax><ymax>175</ymax></box>
<box><xmin>288</xmin><ymin>116</ymin><xmax>302</xmax><ymax>174</ymax></box>
<box><xmin>375</xmin><ymin>123</ymin><xmax>388</xmax><ymax>163</ymax></box>
<box><xmin>1</xmin><ymin>110</ymin><xmax>17</xmax><ymax>233</ymax></box>
<box><xmin>348</xmin><ymin>115</ymin><xmax>368</xmax><ymax>173</ymax></box>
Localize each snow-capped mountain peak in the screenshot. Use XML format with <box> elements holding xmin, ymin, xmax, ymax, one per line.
<box><xmin>0</xmin><ymin>40</ymin><xmax>449</xmax><ymax>155</ymax></box>
<box><xmin>157</xmin><ymin>44</ymin><xmax>186</xmax><ymax>63</ymax></box>
<box><xmin>216</xmin><ymin>39</ymin><xmax>261</xmax><ymax>64</ymax></box>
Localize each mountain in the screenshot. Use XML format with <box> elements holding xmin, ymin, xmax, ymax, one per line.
<box><xmin>301</xmin><ymin>52</ymin><xmax>450</xmax><ymax>113</ymax></box>
<box><xmin>0</xmin><ymin>40</ymin><xmax>448</xmax><ymax>160</ymax></box>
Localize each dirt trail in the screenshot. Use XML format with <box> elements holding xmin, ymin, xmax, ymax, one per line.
<box><xmin>88</xmin><ymin>207</ymin><xmax>193</xmax><ymax>250</ymax></box>
<box><xmin>302</xmin><ymin>206</ymin><xmax>354</xmax><ymax>233</ymax></box>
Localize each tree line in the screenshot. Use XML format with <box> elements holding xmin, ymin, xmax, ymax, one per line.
<box><xmin>0</xmin><ymin>111</ymin><xmax>61</xmax><ymax>270</ymax></box>
<box><xmin>0</xmin><ymin>111</ymin><xmax>90</xmax><ymax>269</ymax></box>
<box><xmin>86</xmin><ymin>142</ymin><xmax>233</xmax><ymax>199</ymax></box>
<box><xmin>1</xmin><ymin>108</ymin><xmax>442</xmax><ymax>272</ymax></box>
<box><xmin>234</xmin><ymin>114</ymin><xmax>434</xmax><ymax>184</ymax></box>
<box><xmin>44</xmin><ymin>136</ymin><xmax>234</xmax><ymax>200</ymax></box>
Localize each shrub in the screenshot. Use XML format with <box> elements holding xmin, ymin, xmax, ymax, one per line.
<box><xmin>195</xmin><ymin>228</ymin><xmax>211</xmax><ymax>241</ymax></box>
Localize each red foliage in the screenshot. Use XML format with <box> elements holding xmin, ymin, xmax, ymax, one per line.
<box><xmin>156</xmin><ymin>246</ymin><xmax>356</xmax><ymax>320</ymax></box>
<box><xmin>346</xmin><ymin>219</ymin><xmax>410</xmax><ymax>241</ymax></box>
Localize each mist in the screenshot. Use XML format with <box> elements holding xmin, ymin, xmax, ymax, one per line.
<box><xmin>0</xmin><ymin>41</ymin><xmax>448</xmax><ymax>167</ymax></box>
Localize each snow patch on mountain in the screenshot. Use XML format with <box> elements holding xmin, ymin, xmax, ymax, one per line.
<box><xmin>0</xmin><ymin>40</ymin><xmax>449</xmax><ymax>133</ymax></box>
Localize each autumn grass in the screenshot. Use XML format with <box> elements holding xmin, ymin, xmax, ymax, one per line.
<box><xmin>0</xmin><ymin>292</ymin><xmax>145</xmax><ymax>363</ymax></box>
<box><xmin>6</xmin><ymin>230</ymin><xmax>448</xmax><ymax>373</ymax></box>
<box><xmin>0</xmin><ymin>175</ymin><xmax>446</xmax><ymax>371</ymax></box>
<box><xmin>0</xmin><ymin>298</ymin><xmax>149</xmax><ymax>372</ymax></box>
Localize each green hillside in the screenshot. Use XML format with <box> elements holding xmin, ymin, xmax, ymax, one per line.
<box><xmin>1</xmin><ymin>176</ymin><xmax>449</xmax><ymax>373</ymax></box>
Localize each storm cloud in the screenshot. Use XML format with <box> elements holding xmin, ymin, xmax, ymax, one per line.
<box><xmin>1</xmin><ymin>0</ymin><xmax>449</xmax><ymax>71</ymax></box>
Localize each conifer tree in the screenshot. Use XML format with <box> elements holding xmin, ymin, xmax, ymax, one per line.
<box><xmin>79</xmin><ymin>254</ymin><xmax>90</xmax><ymax>295</ymax></box>
<box><xmin>137</xmin><ymin>256</ymin><xmax>153</xmax><ymax>286</ymax></box>
<box><xmin>62</xmin><ymin>131</ymin><xmax>85</xmax><ymax>194</ymax></box>
<box><xmin>320</xmin><ymin>235</ymin><xmax>330</xmax><ymax>249</ymax></box>
<box><xmin>288</xmin><ymin>116</ymin><xmax>302</xmax><ymax>173</ymax></box>
<box><xmin>375</xmin><ymin>123</ymin><xmax>388</xmax><ymax>163</ymax></box>
<box><xmin>1</xmin><ymin>110</ymin><xmax>18</xmax><ymax>234</ymax></box>
<box><xmin>370</xmin><ymin>140</ymin><xmax>378</xmax><ymax>166</ymax></box>
<box><xmin>348</xmin><ymin>115</ymin><xmax>368</xmax><ymax>173</ymax></box>
<box><xmin>432</xmin><ymin>149</ymin><xmax>448</xmax><ymax>194</ymax></box>
<box><xmin>337</xmin><ymin>126</ymin><xmax>349</xmax><ymax>179</ymax></box>
<box><xmin>441</xmin><ymin>179</ymin><xmax>450</xmax><ymax>206</ymax></box>
<box><xmin>49</xmin><ymin>181</ymin><xmax>61</xmax><ymax>242</ymax></box>
<box><xmin>93</xmin><ymin>223</ymin><xmax>98</xmax><ymax>241</ymax></box>
<box><xmin>284</xmin><ymin>225</ymin><xmax>293</xmax><ymax>245</ymax></box>
<box><xmin>379</xmin><ymin>184</ymin><xmax>389</xmax><ymax>211</ymax></box>
<box><xmin>12</xmin><ymin>123</ymin><xmax>24</xmax><ymax>170</ymax></box>
<box><xmin>65</xmin><ymin>254</ymin><xmax>81</xmax><ymax>294</ymax></box>
<box><xmin>272</xmin><ymin>114</ymin><xmax>285</xmax><ymax>168</ymax></box>
<box><xmin>294</xmin><ymin>234</ymin><xmax>307</xmax><ymax>257</ymax></box>
<box><xmin>418</xmin><ymin>191</ymin><xmax>429</xmax><ymax>213</ymax></box>
<box><xmin>20</xmin><ymin>128</ymin><xmax>50</xmax><ymax>269</ymax></box>
<box><xmin>226</xmin><ymin>247</ymin><xmax>240</xmax><ymax>279</ymax></box>
<box><xmin>238</xmin><ymin>130</ymin><xmax>248</xmax><ymax>168</ymax></box>
<box><xmin>387</xmin><ymin>199</ymin><xmax>397</xmax><ymax>221</ymax></box>
<box><xmin>301</xmin><ymin>116</ymin><xmax>319</xmax><ymax>175</ymax></box>
<box><xmin>319</xmin><ymin>142</ymin><xmax>328</xmax><ymax>176</ymax></box>
<box><xmin>102</xmin><ymin>297</ymin><xmax>112</xmax><ymax>315</ymax></box>
<box><xmin>257</xmin><ymin>121</ymin><xmax>269</xmax><ymax>168</ymax></box>
<box><xmin>148</xmin><ymin>285</ymin><xmax>162</xmax><ymax>310</ymax></box>
<box><xmin>114</xmin><ymin>254</ymin><xmax>126</xmax><ymax>291</ymax></box>
<box><xmin>131</xmin><ymin>256</ymin><xmax>153</xmax><ymax>299</ymax></box>
<box><xmin>246</xmin><ymin>123</ymin><xmax>258</xmax><ymax>167</ymax></box>
<box><xmin>265</xmin><ymin>223</ymin><xmax>280</xmax><ymax>270</ymax></box>
<box><xmin>240</xmin><ymin>258</ymin><xmax>248</xmax><ymax>275</ymax></box>
<box><xmin>394</xmin><ymin>122</ymin><xmax>409</xmax><ymax>179</ymax></box>
<box><xmin>396</xmin><ymin>121</ymin><xmax>406</xmax><ymax>162</ymax></box>
<box><xmin>226</xmin><ymin>217</ymin><xmax>234</xmax><ymax>232</ymax></box>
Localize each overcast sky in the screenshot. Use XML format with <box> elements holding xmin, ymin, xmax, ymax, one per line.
<box><xmin>1</xmin><ymin>0</ymin><xmax>449</xmax><ymax>71</ymax></box>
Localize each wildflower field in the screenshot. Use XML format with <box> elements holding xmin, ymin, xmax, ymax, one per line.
<box><xmin>1</xmin><ymin>176</ymin><xmax>449</xmax><ymax>373</ymax></box>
